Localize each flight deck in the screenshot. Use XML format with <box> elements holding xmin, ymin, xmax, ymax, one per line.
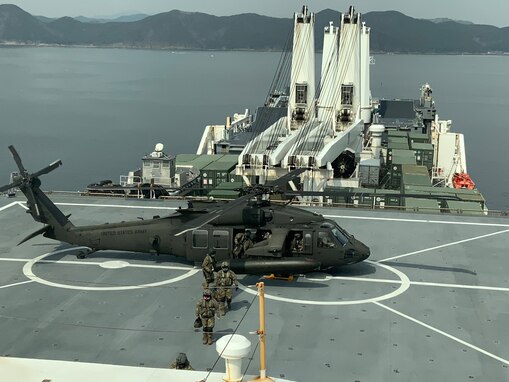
<box><xmin>1</xmin><ymin>194</ymin><xmax>508</xmax><ymax>381</ymax></box>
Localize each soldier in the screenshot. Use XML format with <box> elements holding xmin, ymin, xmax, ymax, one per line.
<box><xmin>243</xmin><ymin>231</ymin><xmax>254</xmax><ymax>254</ymax></box>
<box><xmin>170</xmin><ymin>352</ymin><xmax>193</xmax><ymax>370</ymax></box>
<box><xmin>195</xmin><ymin>289</ymin><xmax>220</xmax><ymax>345</ymax></box>
<box><xmin>215</xmin><ymin>261</ymin><xmax>238</xmax><ymax>315</ymax></box>
<box><xmin>291</xmin><ymin>233</ymin><xmax>303</xmax><ymax>252</ymax></box>
<box><xmin>233</xmin><ymin>232</ymin><xmax>245</xmax><ymax>258</ymax></box>
<box><xmin>201</xmin><ymin>250</ymin><xmax>216</xmax><ymax>287</ymax></box>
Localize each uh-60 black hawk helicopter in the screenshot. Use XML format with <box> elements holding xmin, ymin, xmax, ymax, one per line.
<box><xmin>0</xmin><ymin>146</ymin><xmax>370</xmax><ymax>275</ymax></box>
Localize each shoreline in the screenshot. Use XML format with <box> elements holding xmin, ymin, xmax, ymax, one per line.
<box><xmin>1</xmin><ymin>42</ymin><xmax>509</xmax><ymax>56</ymax></box>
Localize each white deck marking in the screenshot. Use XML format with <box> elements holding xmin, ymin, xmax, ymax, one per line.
<box><xmin>322</xmin><ymin>275</ymin><xmax>509</xmax><ymax>293</ymax></box>
<box><xmin>55</xmin><ymin>202</ymin><xmax>178</xmax><ymax>210</ymax></box>
<box><xmin>239</xmin><ymin>260</ymin><xmax>411</xmax><ymax>305</ymax></box>
<box><xmin>21</xmin><ymin>247</ymin><xmax>200</xmax><ymax>291</ymax></box>
<box><xmin>410</xmin><ymin>280</ymin><xmax>509</xmax><ymax>292</ymax></box>
<box><xmin>378</xmin><ymin>228</ymin><xmax>509</xmax><ymax>263</ymax></box>
<box><xmin>0</xmin><ymin>201</ymin><xmax>20</xmax><ymax>212</ymax></box>
<box><xmin>13</xmin><ymin>201</ymin><xmax>178</xmax><ymax>210</ymax></box>
<box><xmin>323</xmin><ymin>214</ymin><xmax>509</xmax><ymax>228</ymax></box>
<box><xmin>374</xmin><ymin>301</ymin><xmax>509</xmax><ymax>366</ymax></box>
<box><xmin>16</xmin><ymin>201</ymin><xmax>28</xmax><ymax>210</ymax></box>
<box><xmin>0</xmin><ymin>280</ymin><xmax>34</xmax><ymax>289</ymax></box>
<box><xmin>0</xmin><ymin>256</ymin><xmax>193</xmax><ymax>271</ymax></box>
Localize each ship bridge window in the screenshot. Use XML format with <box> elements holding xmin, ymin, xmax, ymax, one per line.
<box><xmin>295</xmin><ymin>84</ymin><xmax>308</xmax><ymax>104</ymax></box>
<box><xmin>152</xmin><ymin>162</ymin><xmax>161</xmax><ymax>169</ymax></box>
<box><xmin>341</xmin><ymin>85</ymin><xmax>353</xmax><ymax>106</ymax></box>
<box><xmin>192</xmin><ymin>230</ymin><xmax>208</xmax><ymax>248</ymax></box>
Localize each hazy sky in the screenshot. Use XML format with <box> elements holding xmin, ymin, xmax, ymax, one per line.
<box><xmin>4</xmin><ymin>0</ymin><xmax>509</xmax><ymax>27</ymax></box>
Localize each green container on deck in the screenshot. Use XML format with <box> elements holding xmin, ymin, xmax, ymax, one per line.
<box><xmin>388</xmin><ymin>150</ymin><xmax>417</xmax><ymax>189</ymax></box>
<box><xmin>444</xmin><ymin>200</ymin><xmax>484</xmax><ymax>215</ymax></box>
<box><xmin>408</xmin><ymin>131</ymin><xmax>430</xmax><ymax>144</ymax></box>
<box><xmin>387</xmin><ymin>130</ymin><xmax>409</xmax><ymax>138</ymax></box>
<box><xmin>411</xmin><ymin>142</ymin><xmax>434</xmax><ymax>170</ymax></box>
<box><xmin>404</xmin><ymin>197</ymin><xmax>441</xmax><ymax>213</ymax></box>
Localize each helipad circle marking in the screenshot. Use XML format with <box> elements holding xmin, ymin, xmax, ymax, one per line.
<box><xmin>238</xmin><ymin>260</ymin><xmax>410</xmax><ymax>306</ymax></box>
<box><xmin>100</xmin><ymin>261</ymin><xmax>130</xmax><ymax>269</ymax></box>
<box><xmin>22</xmin><ymin>247</ymin><xmax>199</xmax><ymax>291</ymax></box>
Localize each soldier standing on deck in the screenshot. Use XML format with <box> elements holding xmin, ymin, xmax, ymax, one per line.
<box><xmin>202</xmin><ymin>250</ymin><xmax>216</xmax><ymax>287</ymax></box>
<box><xmin>215</xmin><ymin>261</ymin><xmax>238</xmax><ymax>315</ymax></box>
<box><xmin>195</xmin><ymin>289</ymin><xmax>220</xmax><ymax>345</ymax></box>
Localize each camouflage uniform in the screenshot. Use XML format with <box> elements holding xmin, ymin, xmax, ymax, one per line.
<box><xmin>195</xmin><ymin>289</ymin><xmax>220</xmax><ymax>345</ymax></box>
<box><xmin>170</xmin><ymin>353</ymin><xmax>193</xmax><ymax>370</ymax></box>
<box><xmin>215</xmin><ymin>261</ymin><xmax>238</xmax><ymax>315</ymax></box>
<box><xmin>233</xmin><ymin>233</ymin><xmax>245</xmax><ymax>258</ymax></box>
<box><xmin>201</xmin><ymin>251</ymin><xmax>216</xmax><ymax>287</ymax></box>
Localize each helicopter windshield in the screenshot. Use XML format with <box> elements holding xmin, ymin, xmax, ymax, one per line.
<box><xmin>331</xmin><ymin>227</ymin><xmax>348</xmax><ymax>246</ymax></box>
<box><xmin>319</xmin><ymin>222</ymin><xmax>350</xmax><ymax>247</ymax></box>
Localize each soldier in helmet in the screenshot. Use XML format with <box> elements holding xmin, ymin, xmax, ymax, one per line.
<box><xmin>195</xmin><ymin>289</ymin><xmax>220</xmax><ymax>345</ymax></box>
<box><xmin>201</xmin><ymin>250</ymin><xmax>216</xmax><ymax>287</ymax></box>
<box><xmin>170</xmin><ymin>352</ymin><xmax>193</xmax><ymax>370</ymax></box>
<box><xmin>215</xmin><ymin>261</ymin><xmax>238</xmax><ymax>315</ymax></box>
<box><xmin>291</xmin><ymin>233</ymin><xmax>303</xmax><ymax>252</ymax></box>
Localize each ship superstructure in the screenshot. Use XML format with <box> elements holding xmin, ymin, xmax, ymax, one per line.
<box><xmin>196</xmin><ymin>5</ymin><xmax>485</xmax><ymax>213</ymax></box>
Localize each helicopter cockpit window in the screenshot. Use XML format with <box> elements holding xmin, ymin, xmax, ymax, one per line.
<box><xmin>192</xmin><ymin>230</ymin><xmax>208</xmax><ymax>248</ymax></box>
<box><xmin>331</xmin><ymin>228</ymin><xmax>348</xmax><ymax>246</ymax></box>
<box><xmin>212</xmin><ymin>230</ymin><xmax>229</xmax><ymax>249</ymax></box>
<box><xmin>318</xmin><ymin>231</ymin><xmax>336</xmax><ymax>248</ymax></box>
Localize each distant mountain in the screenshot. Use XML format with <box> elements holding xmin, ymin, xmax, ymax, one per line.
<box><xmin>428</xmin><ymin>18</ymin><xmax>474</xmax><ymax>25</ymax></box>
<box><xmin>74</xmin><ymin>14</ymin><xmax>149</xmax><ymax>23</ymax></box>
<box><xmin>1</xmin><ymin>4</ymin><xmax>509</xmax><ymax>53</ymax></box>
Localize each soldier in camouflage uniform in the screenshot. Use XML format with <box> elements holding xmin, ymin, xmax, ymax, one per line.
<box><xmin>201</xmin><ymin>250</ymin><xmax>216</xmax><ymax>287</ymax></box>
<box><xmin>215</xmin><ymin>261</ymin><xmax>238</xmax><ymax>315</ymax></box>
<box><xmin>195</xmin><ymin>289</ymin><xmax>220</xmax><ymax>345</ymax></box>
<box><xmin>170</xmin><ymin>352</ymin><xmax>193</xmax><ymax>369</ymax></box>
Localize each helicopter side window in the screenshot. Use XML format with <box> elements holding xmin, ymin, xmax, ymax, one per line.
<box><xmin>192</xmin><ymin>230</ymin><xmax>208</xmax><ymax>248</ymax></box>
<box><xmin>212</xmin><ymin>230</ymin><xmax>229</xmax><ymax>249</ymax></box>
<box><xmin>318</xmin><ymin>231</ymin><xmax>336</xmax><ymax>248</ymax></box>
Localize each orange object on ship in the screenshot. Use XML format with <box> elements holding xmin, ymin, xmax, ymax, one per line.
<box><xmin>452</xmin><ymin>173</ymin><xmax>475</xmax><ymax>190</ymax></box>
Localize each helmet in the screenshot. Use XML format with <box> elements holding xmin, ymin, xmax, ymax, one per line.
<box><xmin>295</xmin><ymin>233</ymin><xmax>302</xmax><ymax>238</ymax></box>
<box><xmin>221</xmin><ymin>261</ymin><xmax>229</xmax><ymax>270</ymax></box>
<box><xmin>209</xmin><ymin>249</ymin><xmax>216</xmax><ymax>256</ymax></box>
<box><xmin>203</xmin><ymin>289</ymin><xmax>212</xmax><ymax>300</ymax></box>
<box><xmin>176</xmin><ymin>353</ymin><xmax>188</xmax><ymax>368</ymax></box>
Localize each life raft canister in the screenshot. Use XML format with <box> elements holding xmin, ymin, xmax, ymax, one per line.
<box><xmin>452</xmin><ymin>173</ymin><xmax>475</xmax><ymax>190</ymax></box>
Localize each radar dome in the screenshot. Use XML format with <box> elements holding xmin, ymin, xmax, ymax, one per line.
<box><xmin>155</xmin><ymin>143</ymin><xmax>164</xmax><ymax>152</ymax></box>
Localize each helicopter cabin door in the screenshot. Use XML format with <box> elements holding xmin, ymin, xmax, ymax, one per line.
<box><xmin>211</xmin><ymin>229</ymin><xmax>230</xmax><ymax>261</ymax></box>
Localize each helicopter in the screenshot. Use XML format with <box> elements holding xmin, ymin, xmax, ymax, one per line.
<box><xmin>0</xmin><ymin>146</ymin><xmax>370</xmax><ymax>275</ymax></box>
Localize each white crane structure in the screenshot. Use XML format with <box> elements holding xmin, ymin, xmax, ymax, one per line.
<box><xmin>237</xmin><ymin>6</ymin><xmax>374</xmax><ymax>193</ymax></box>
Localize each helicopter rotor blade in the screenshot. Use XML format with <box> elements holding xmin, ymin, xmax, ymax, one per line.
<box><xmin>265</xmin><ymin>168</ymin><xmax>306</xmax><ymax>188</ymax></box>
<box><xmin>0</xmin><ymin>180</ymin><xmax>22</xmax><ymax>193</ymax></box>
<box><xmin>30</xmin><ymin>159</ymin><xmax>63</xmax><ymax>179</ymax></box>
<box><xmin>173</xmin><ymin>192</ymin><xmax>255</xmax><ymax>237</ymax></box>
<box><xmin>8</xmin><ymin>145</ymin><xmax>27</xmax><ymax>175</ymax></box>
<box><xmin>173</xmin><ymin>168</ymin><xmax>308</xmax><ymax>237</ymax></box>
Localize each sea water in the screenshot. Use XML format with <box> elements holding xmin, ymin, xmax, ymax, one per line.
<box><xmin>0</xmin><ymin>47</ymin><xmax>507</xmax><ymax>210</ymax></box>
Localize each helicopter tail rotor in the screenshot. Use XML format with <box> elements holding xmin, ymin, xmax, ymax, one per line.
<box><xmin>1</xmin><ymin>146</ymin><xmax>70</xmax><ymax>231</ymax></box>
